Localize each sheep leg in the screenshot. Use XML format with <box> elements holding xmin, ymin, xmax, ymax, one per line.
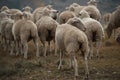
<box><xmin>3</xmin><ymin>38</ymin><xmax>7</xmax><ymax>50</ymax></box>
<box><xmin>33</xmin><ymin>38</ymin><xmax>40</xmax><ymax>57</ymax></box>
<box><xmin>54</xmin><ymin>40</ymin><xmax>58</xmax><ymax>56</ymax></box>
<box><xmin>83</xmin><ymin>55</ymin><xmax>89</xmax><ymax>79</ymax></box>
<box><xmin>10</xmin><ymin>41</ymin><xmax>14</xmax><ymax>55</ymax></box>
<box><xmin>69</xmin><ymin>55</ymin><xmax>74</xmax><ymax>69</ymax></box>
<box><xmin>43</xmin><ymin>42</ymin><xmax>47</xmax><ymax>57</ymax></box>
<box><xmin>48</xmin><ymin>41</ymin><xmax>51</xmax><ymax>53</ymax></box>
<box><xmin>58</xmin><ymin>50</ymin><xmax>63</xmax><ymax>70</ymax></box>
<box><xmin>89</xmin><ymin>42</ymin><xmax>93</xmax><ymax>59</ymax></box>
<box><xmin>15</xmin><ymin>40</ymin><xmax>19</xmax><ymax>56</ymax></box>
<box><xmin>96</xmin><ymin>41</ymin><xmax>101</xmax><ymax>58</ymax></box>
<box><xmin>20</xmin><ymin>43</ymin><xmax>23</xmax><ymax>55</ymax></box>
<box><xmin>70</xmin><ymin>52</ymin><xmax>79</xmax><ymax>79</ymax></box>
<box><xmin>22</xmin><ymin>41</ymin><xmax>28</xmax><ymax>59</ymax></box>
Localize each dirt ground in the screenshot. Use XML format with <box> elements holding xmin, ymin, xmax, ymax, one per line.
<box><xmin>0</xmin><ymin>37</ymin><xmax>120</xmax><ymax>80</ymax></box>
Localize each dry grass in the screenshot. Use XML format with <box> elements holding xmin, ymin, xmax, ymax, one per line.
<box><xmin>0</xmin><ymin>37</ymin><xmax>120</xmax><ymax>80</ymax></box>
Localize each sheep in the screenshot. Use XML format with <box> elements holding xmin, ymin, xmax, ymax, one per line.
<box><xmin>79</xmin><ymin>10</ymin><xmax>104</xmax><ymax>58</ymax></box>
<box><xmin>59</xmin><ymin>6</ymin><xmax>76</xmax><ymax>24</ymax></box>
<box><xmin>0</xmin><ymin>11</ymin><xmax>10</xmax><ymax>50</ymax></box>
<box><xmin>12</xmin><ymin>12</ymin><xmax>39</xmax><ymax>59</ymax></box>
<box><xmin>4</xmin><ymin>8</ymin><xmax>22</xmax><ymax>20</ymax></box>
<box><xmin>106</xmin><ymin>6</ymin><xmax>120</xmax><ymax>38</ymax></box>
<box><xmin>4</xmin><ymin>17</ymin><xmax>14</xmax><ymax>55</ymax></box>
<box><xmin>33</xmin><ymin>5</ymin><xmax>59</xmax><ymax>23</ymax></box>
<box><xmin>13</xmin><ymin>11</ymin><xmax>23</xmax><ymax>22</ymax></box>
<box><xmin>66</xmin><ymin>3</ymin><xmax>85</xmax><ymax>17</ymax></box>
<box><xmin>36</xmin><ymin>7</ymin><xmax>58</xmax><ymax>57</ymax></box>
<box><xmin>103</xmin><ymin>13</ymin><xmax>111</xmax><ymax>27</ymax></box>
<box><xmin>33</xmin><ymin>6</ymin><xmax>44</xmax><ymax>23</ymax></box>
<box><xmin>23</xmin><ymin>11</ymin><xmax>34</xmax><ymax>21</ymax></box>
<box><xmin>82</xmin><ymin>0</ymin><xmax>101</xmax><ymax>21</ymax></box>
<box><xmin>22</xmin><ymin>6</ymin><xmax>34</xmax><ymax>21</ymax></box>
<box><xmin>22</xmin><ymin>6</ymin><xmax>32</xmax><ymax>13</ymax></box>
<box><xmin>55</xmin><ymin>17</ymin><xmax>89</xmax><ymax>79</ymax></box>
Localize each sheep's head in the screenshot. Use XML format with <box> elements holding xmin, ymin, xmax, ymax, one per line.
<box><xmin>42</xmin><ymin>7</ymin><xmax>51</xmax><ymax>16</ymax></box>
<box><xmin>46</xmin><ymin>5</ymin><xmax>53</xmax><ymax>10</ymax></box>
<box><xmin>13</xmin><ymin>12</ymin><xmax>23</xmax><ymax>21</ymax></box>
<box><xmin>87</xmin><ymin>0</ymin><xmax>97</xmax><ymax>6</ymax></box>
<box><xmin>1</xmin><ymin>6</ymin><xmax>9</xmax><ymax>12</ymax></box>
<box><xmin>42</xmin><ymin>6</ymin><xmax>59</xmax><ymax>20</ymax></box>
<box><xmin>0</xmin><ymin>11</ymin><xmax>9</xmax><ymax>19</ymax></box>
<box><xmin>79</xmin><ymin>10</ymin><xmax>90</xmax><ymax>19</ymax></box>
<box><xmin>23</xmin><ymin>6</ymin><xmax>32</xmax><ymax>12</ymax></box>
<box><xmin>67</xmin><ymin>17</ymin><xmax>86</xmax><ymax>31</ymax></box>
<box><xmin>50</xmin><ymin>9</ymin><xmax>59</xmax><ymax>20</ymax></box>
<box><xmin>23</xmin><ymin>12</ymin><xmax>31</xmax><ymax>20</ymax></box>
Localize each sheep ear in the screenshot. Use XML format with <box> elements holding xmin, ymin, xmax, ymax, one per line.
<box><xmin>65</xmin><ymin>7</ymin><xmax>69</xmax><ymax>10</ymax></box>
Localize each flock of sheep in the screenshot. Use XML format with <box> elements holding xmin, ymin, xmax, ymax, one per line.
<box><xmin>0</xmin><ymin>0</ymin><xmax>120</xmax><ymax>79</ymax></box>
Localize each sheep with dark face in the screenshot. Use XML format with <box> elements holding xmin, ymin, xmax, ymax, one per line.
<box><xmin>79</xmin><ymin>10</ymin><xmax>104</xmax><ymax>58</ymax></box>
<box><xmin>55</xmin><ymin>17</ymin><xmax>89</xmax><ymax>80</ymax></box>
<box><xmin>106</xmin><ymin>6</ymin><xmax>120</xmax><ymax>38</ymax></box>
<box><xmin>23</xmin><ymin>6</ymin><xmax>32</xmax><ymax>13</ymax></box>
<box><xmin>36</xmin><ymin>7</ymin><xmax>58</xmax><ymax>57</ymax></box>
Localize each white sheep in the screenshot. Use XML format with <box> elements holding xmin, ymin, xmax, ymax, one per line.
<box><xmin>22</xmin><ymin>6</ymin><xmax>34</xmax><ymax>21</ymax></box>
<box><xmin>55</xmin><ymin>18</ymin><xmax>89</xmax><ymax>79</ymax></box>
<box><xmin>12</xmin><ymin>12</ymin><xmax>39</xmax><ymax>59</ymax></box>
<box><xmin>103</xmin><ymin>13</ymin><xmax>111</xmax><ymax>26</ymax></box>
<box><xmin>79</xmin><ymin>10</ymin><xmax>104</xmax><ymax>58</ymax></box>
<box><xmin>0</xmin><ymin>11</ymin><xmax>10</xmax><ymax>50</ymax></box>
<box><xmin>36</xmin><ymin>7</ymin><xmax>58</xmax><ymax>57</ymax></box>
<box><xmin>33</xmin><ymin>5</ymin><xmax>59</xmax><ymax>23</ymax></box>
<box><xmin>59</xmin><ymin>6</ymin><xmax>76</xmax><ymax>24</ymax></box>
<box><xmin>106</xmin><ymin>6</ymin><xmax>120</xmax><ymax>38</ymax></box>
<box><xmin>82</xmin><ymin>0</ymin><xmax>101</xmax><ymax>21</ymax></box>
<box><xmin>4</xmin><ymin>17</ymin><xmax>14</xmax><ymax>55</ymax></box>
